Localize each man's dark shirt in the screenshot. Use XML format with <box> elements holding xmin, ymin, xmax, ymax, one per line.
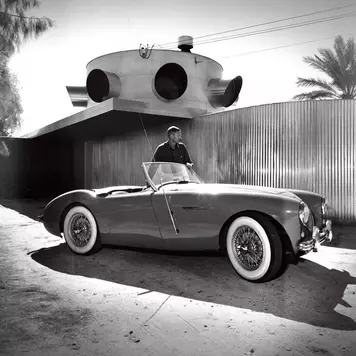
<box><xmin>153</xmin><ymin>141</ymin><xmax>193</xmax><ymax>164</ymax></box>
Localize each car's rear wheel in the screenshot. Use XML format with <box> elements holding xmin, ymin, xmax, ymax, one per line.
<box><xmin>226</xmin><ymin>214</ymin><xmax>283</xmax><ymax>283</ymax></box>
<box><xmin>63</xmin><ymin>205</ymin><xmax>102</xmax><ymax>255</ymax></box>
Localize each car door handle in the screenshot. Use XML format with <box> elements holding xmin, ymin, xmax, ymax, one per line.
<box><xmin>182</xmin><ymin>206</ymin><xmax>211</xmax><ymax>210</ymax></box>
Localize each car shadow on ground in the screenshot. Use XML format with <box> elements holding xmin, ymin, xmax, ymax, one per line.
<box><xmin>327</xmin><ymin>224</ymin><xmax>356</xmax><ymax>250</ymax></box>
<box><xmin>30</xmin><ymin>241</ymin><xmax>356</xmax><ymax>331</ymax></box>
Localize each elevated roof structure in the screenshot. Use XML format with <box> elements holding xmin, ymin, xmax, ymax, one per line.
<box><xmin>21</xmin><ymin>98</ymin><xmax>192</xmax><ymax>141</ymax></box>
<box><xmin>22</xmin><ymin>35</ymin><xmax>243</xmax><ymax>141</ymax></box>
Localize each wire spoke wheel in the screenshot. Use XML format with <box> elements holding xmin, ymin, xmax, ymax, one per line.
<box><xmin>63</xmin><ymin>205</ymin><xmax>101</xmax><ymax>255</ymax></box>
<box><xmin>69</xmin><ymin>214</ymin><xmax>92</xmax><ymax>246</ymax></box>
<box><xmin>233</xmin><ymin>226</ymin><xmax>264</xmax><ymax>271</ymax></box>
<box><xmin>226</xmin><ymin>215</ymin><xmax>283</xmax><ymax>283</ymax></box>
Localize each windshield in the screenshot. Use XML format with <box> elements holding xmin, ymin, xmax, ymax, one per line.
<box><xmin>142</xmin><ymin>162</ymin><xmax>203</xmax><ymax>189</ymax></box>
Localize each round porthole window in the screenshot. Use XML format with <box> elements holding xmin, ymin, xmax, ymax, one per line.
<box><xmin>86</xmin><ymin>69</ymin><xmax>110</xmax><ymax>103</ymax></box>
<box><xmin>154</xmin><ymin>63</ymin><xmax>188</xmax><ymax>100</ymax></box>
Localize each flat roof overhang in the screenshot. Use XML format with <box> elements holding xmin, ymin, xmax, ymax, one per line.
<box><xmin>21</xmin><ymin>98</ymin><xmax>197</xmax><ymax>141</ymax></box>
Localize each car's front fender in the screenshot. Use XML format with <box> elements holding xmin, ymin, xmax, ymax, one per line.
<box><xmin>287</xmin><ymin>189</ymin><xmax>323</xmax><ymax>226</ymax></box>
<box><xmin>42</xmin><ymin>190</ymin><xmax>97</xmax><ymax>236</ymax></box>
<box><xmin>215</xmin><ymin>193</ymin><xmax>303</xmax><ymax>254</ymax></box>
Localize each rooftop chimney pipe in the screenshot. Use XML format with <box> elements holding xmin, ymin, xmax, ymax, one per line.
<box><xmin>178</xmin><ymin>35</ymin><xmax>193</xmax><ymax>52</ymax></box>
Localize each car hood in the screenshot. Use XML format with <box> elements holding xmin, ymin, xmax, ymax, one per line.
<box><xmin>90</xmin><ymin>183</ymin><xmax>300</xmax><ymax>201</ymax></box>
<box><xmin>180</xmin><ymin>183</ymin><xmax>301</xmax><ymax>201</ymax></box>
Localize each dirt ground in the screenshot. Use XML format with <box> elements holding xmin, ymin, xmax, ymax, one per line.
<box><xmin>0</xmin><ymin>199</ymin><xmax>356</xmax><ymax>356</ymax></box>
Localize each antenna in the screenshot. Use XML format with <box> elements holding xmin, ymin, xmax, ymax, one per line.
<box><xmin>138</xmin><ymin>113</ymin><xmax>179</xmax><ymax>234</ymax></box>
<box><xmin>138</xmin><ymin>44</ymin><xmax>156</xmax><ymax>59</ymax></box>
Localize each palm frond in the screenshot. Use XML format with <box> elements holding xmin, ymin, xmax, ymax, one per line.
<box><xmin>340</xmin><ymin>92</ymin><xmax>356</xmax><ymax>99</ymax></box>
<box><xmin>333</xmin><ymin>35</ymin><xmax>347</xmax><ymax>71</ymax></box>
<box><xmin>295</xmin><ymin>77</ymin><xmax>338</xmax><ymax>93</ymax></box>
<box><xmin>295</xmin><ymin>35</ymin><xmax>356</xmax><ymax>100</ymax></box>
<box><xmin>303</xmin><ymin>55</ymin><xmax>327</xmax><ymax>74</ymax></box>
<box><xmin>345</xmin><ymin>37</ymin><xmax>356</xmax><ymax>65</ymax></box>
<box><xmin>319</xmin><ymin>48</ymin><xmax>346</xmax><ymax>92</ymax></box>
<box><xmin>292</xmin><ymin>90</ymin><xmax>337</xmax><ymax>101</ymax></box>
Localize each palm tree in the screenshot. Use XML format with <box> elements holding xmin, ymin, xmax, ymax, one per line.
<box><xmin>292</xmin><ymin>35</ymin><xmax>356</xmax><ymax>100</ymax></box>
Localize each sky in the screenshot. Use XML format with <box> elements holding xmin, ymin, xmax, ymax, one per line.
<box><xmin>8</xmin><ymin>0</ymin><xmax>356</xmax><ymax>136</ymax></box>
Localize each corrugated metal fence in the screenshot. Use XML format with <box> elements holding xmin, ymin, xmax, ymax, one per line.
<box><xmin>87</xmin><ymin>99</ymin><xmax>356</xmax><ymax>219</ymax></box>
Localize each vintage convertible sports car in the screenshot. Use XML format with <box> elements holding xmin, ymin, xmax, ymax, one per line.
<box><xmin>38</xmin><ymin>162</ymin><xmax>332</xmax><ymax>283</ymax></box>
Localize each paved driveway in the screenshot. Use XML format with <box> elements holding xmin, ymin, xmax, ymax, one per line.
<box><xmin>1</xmin><ymin>199</ymin><xmax>356</xmax><ymax>356</ymax></box>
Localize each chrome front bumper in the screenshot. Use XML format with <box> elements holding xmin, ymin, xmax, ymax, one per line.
<box><xmin>299</xmin><ymin>220</ymin><xmax>333</xmax><ymax>253</ymax></box>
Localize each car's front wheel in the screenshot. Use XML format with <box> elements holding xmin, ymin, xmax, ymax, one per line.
<box><xmin>63</xmin><ymin>205</ymin><xmax>102</xmax><ymax>255</ymax></box>
<box><xmin>226</xmin><ymin>214</ymin><xmax>283</xmax><ymax>283</ymax></box>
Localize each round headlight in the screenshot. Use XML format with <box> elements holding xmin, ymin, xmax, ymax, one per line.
<box><xmin>299</xmin><ymin>201</ymin><xmax>310</xmax><ymax>225</ymax></box>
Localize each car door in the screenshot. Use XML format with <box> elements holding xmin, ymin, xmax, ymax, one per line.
<box><xmin>150</xmin><ymin>184</ymin><xmax>219</xmax><ymax>250</ymax></box>
<box><xmin>97</xmin><ymin>188</ymin><xmax>164</xmax><ymax>248</ymax></box>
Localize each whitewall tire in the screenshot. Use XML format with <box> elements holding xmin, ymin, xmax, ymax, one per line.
<box><xmin>63</xmin><ymin>205</ymin><xmax>101</xmax><ymax>255</ymax></box>
<box><xmin>226</xmin><ymin>215</ymin><xmax>283</xmax><ymax>283</ymax></box>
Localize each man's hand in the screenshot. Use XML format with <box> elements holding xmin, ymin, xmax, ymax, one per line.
<box><xmin>186</xmin><ymin>162</ymin><xmax>193</xmax><ymax>169</ymax></box>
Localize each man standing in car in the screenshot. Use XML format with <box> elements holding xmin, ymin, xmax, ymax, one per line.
<box><xmin>153</xmin><ymin>126</ymin><xmax>193</xmax><ymax>168</ymax></box>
